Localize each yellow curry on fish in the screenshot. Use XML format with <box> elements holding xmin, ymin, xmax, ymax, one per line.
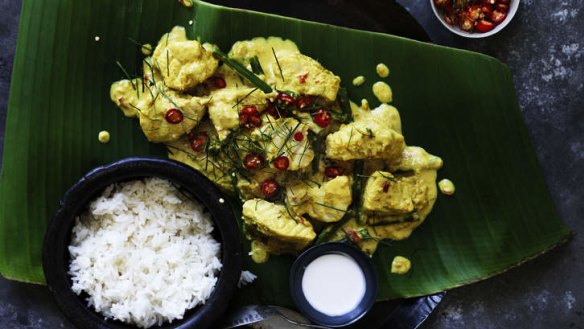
<box><xmin>110</xmin><ymin>26</ymin><xmax>443</xmax><ymax>263</ymax></box>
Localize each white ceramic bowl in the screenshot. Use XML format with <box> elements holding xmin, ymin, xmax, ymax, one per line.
<box><xmin>430</xmin><ymin>0</ymin><xmax>520</xmax><ymax>38</ymax></box>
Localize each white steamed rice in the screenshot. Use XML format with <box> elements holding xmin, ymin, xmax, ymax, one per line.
<box><xmin>238</xmin><ymin>270</ymin><xmax>257</xmax><ymax>288</ymax></box>
<box><xmin>68</xmin><ymin>177</ymin><xmax>222</xmax><ymax>328</ymax></box>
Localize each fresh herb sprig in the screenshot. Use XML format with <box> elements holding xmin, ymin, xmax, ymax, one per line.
<box><xmin>308</xmin><ymin>132</ymin><xmax>321</xmax><ymax>174</ymax></box>
<box><xmin>231</xmin><ymin>88</ymin><xmax>259</xmax><ymax>109</ymax></box>
<box><xmin>272</xmin><ymin>47</ymin><xmax>285</xmax><ymax>82</ymax></box>
<box><xmin>115</xmin><ymin>60</ymin><xmax>139</xmax><ymax>99</ymax></box>
<box><xmin>352</xmin><ymin>160</ymin><xmax>365</xmax><ymax>224</ymax></box>
<box><xmin>249</xmin><ymin>56</ymin><xmax>264</xmax><ymax>75</ymax></box>
<box><xmin>338</xmin><ymin>87</ymin><xmax>353</xmax><ymax>123</ymax></box>
<box><xmin>211</xmin><ymin>48</ymin><xmax>273</xmax><ymax>93</ymax></box>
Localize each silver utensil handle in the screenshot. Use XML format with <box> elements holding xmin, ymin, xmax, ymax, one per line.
<box><xmin>220</xmin><ymin>304</ymin><xmax>330</xmax><ymax>329</ymax></box>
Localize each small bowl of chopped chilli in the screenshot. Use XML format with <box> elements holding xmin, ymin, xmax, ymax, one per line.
<box><xmin>42</xmin><ymin>157</ymin><xmax>242</xmax><ymax>329</ymax></box>
<box><xmin>430</xmin><ymin>0</ymin><xmax>520</xmax><ymax>38</ymax></box>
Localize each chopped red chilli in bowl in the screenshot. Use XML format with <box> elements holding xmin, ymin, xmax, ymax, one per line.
<box><xmin>434</xmin><ymin>0</ymin><xmax>511</xmax><ymax>33</ymax></box>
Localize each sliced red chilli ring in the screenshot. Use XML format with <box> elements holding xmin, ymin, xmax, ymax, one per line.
<box><xmin>273</xmin><ymin>155</ymin><xmax>290</xmax><ymax>171</ymax></box>
<box><xmin>165</xmin><ymin>108</ymin><xmax>184</xmax><ymax>124</ymax></box>
<box><xmin>261</xmin><ymin>178</ymin><xmax>279</xmax><ymax>198</ymax></box>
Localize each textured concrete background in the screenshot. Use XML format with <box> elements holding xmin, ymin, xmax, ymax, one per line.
<box><xmin>398</xmin><ymin>1</ymin><xmax>584</xmax><ymax>328</ymax></box>
<box><xmin>0</xmin><ymin>0</ymin><xmax>582</xmax><ymax>328</ymax></box>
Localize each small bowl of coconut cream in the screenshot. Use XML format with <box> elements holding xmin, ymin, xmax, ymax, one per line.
<box><xmin>289</xmin><ymin>242</ymin><xmax>377</xmax><ymax>327</ymax></box>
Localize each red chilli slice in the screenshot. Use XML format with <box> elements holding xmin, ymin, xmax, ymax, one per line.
<box><xmin>346</xmin><ymin>229</ymin><xmax>362</xmax><ymax>243</ymax></box>
<box><xmin>277</xmin><ymin>93</ymin><xmax>295</xmax><ymax>104</ymax></box>
<box><xmin>261</xmin><ymin>178</ymin><xmax>279</xmax><ymax>198</ymax></box>
<box><xmin>239</xmin><ymin>115</ymin><xmax>249</xmax><ymax>127</ymax></box>
<box><xmin>293</xmin><ymin>131</ymin><xmax>304</xmax><ymax>142</ymax></box>
<box><xmin>249</xmin><ymin>115</ymin><xmax>262</xmax><ymax>128</ymax></box>
<box><xmin>476</xmin><ymin>19</ymin><xmax>495</xmax><ymax>32</ymax></box>
<box><xmin>383</xmin><ymin>182</ymin><xmax>390</xmax><ymax>193</ymax></box>
<box><xmin>296</xmin><ymin>95</ymin><xmax>313</xmax><ymax>109</ymax></box>
<box><xmin>495</xmin><ymin>3</ymin><xmax>509</xmax><ymax>13</ymax></box>
<box><xmin>273</xmin><ymin>155</ymin><xmax>290</xmax><ymax>171</ymax></box>
<box><xmin>491</xmin><ymin>10</ymin><xmax>507</xmax><ymax>24</ymax></box>
<box><xmin>240</xmin><ymin>105</ymin><xmax>259</xmax><ymax>117</ymax></box>
<box><xmin>298</xmin><ymin>73</ymin><xmax>309</xmax><ymax>84</ymax></box>
<box><xmin>190</xmin><ymin>133</ymin><xmax>208</xmax><ymax>152</ymax></box>
<box><xmin>243</xmin><ymin>153</ymin><xmax>265</xmax><ymax>171</ymax></box>
<box><xmin>213</xmin><ymin>77</ymin><xmax>226</xmax><ymax>89</ymax></box>
<box><xmin>165</xmin><ymin>108</ymin><xmax>184</xmax><ymax>124</ymax></box>
<box><xmin>324</xmin><ymin>166</ymin><xmax>342</xmax><ymax>179</ymax></box>
<box><xmin>239</xmin><ymin>105</ymin><xmax>262</xmax><ymax>128</ymax></box>
<box><xmin>266</xmin><ymin>103</ymin><xmax>279</xmax><ymax>118</ymax></box>
<box><xmin>313</xmin><ymin>108</ymin><xmax>332</xmax><ymax>128</ymax></box>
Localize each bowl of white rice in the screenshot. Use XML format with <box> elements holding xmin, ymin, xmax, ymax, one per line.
<box><xmin>43</xmin><ymin>157</ymin><xmax>242</xmax><ymax>329</ymax></box>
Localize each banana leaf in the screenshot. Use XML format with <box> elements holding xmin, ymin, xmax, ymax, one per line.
<box><xmin>0</xmin><ymin>0</ymin><xmax>570</xmax><ymax>308</ymax></box>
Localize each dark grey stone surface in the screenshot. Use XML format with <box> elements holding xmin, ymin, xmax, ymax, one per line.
<box><xmin>397</xmin><ymin>1</ymin><xmax>584</xmax><ymax>329</ymax></box>
<box><xmin>0</xmin><ymin>0</ymin><xmax>19</xmax><ymax>161</ymax></box>
<box><xmin>0</xmin><ymin>0</ymin><xmax>582</xmax><ymax>328</ymax></box>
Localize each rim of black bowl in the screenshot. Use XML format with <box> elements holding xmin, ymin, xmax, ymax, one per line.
<box><xmin>42</xmin><ymin>157</ymin><xmax>242</xmax><ymax>329</ymax></box>
<box><xmin>290</xmin><ymin>242</ymin><xmax>378</xmax><ymax>327</ymax></box>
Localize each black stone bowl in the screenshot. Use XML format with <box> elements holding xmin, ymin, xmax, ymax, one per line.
<box><xmin>42</xmin><ymin>157</ymin><xmax>242</xmax><ymax>329</ymax></box>
<box><xmin>290</xmin><ymin>242</ymin><xmax>378</xmax><ymax>327</ymax></box>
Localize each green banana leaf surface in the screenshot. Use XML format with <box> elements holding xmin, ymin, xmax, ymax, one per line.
<box><xmin>0</xmin><ymin>0</ymin><xmax>570</xmax><ymax>307</ymax></box>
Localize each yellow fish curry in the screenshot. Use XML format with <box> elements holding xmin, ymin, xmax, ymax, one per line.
<box><xmin>110</xmin><ymin>26</ymin><xmax>443</xmax><ymax>263</ymax></box>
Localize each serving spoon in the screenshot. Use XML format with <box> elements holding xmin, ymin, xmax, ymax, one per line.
<box><xmin>220</xmin><ymin>305</ymin><xmax>330</xmax><ymax>329</ymax></box>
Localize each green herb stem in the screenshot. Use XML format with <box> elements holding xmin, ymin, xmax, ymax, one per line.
<box><xmin>315</xmin><ymin>211</ymin><xmax>353</xmax><ymax>244</ymax></box>
<box><xmin>211</xmin><ymin>48</ymin><xmax>273</xmax><ymax>93</ymax></box>
<box><xmin>115</xmin><ymin>61</ymin><xmax>136</xmax><ymax>90</ymax></box>
<box><xmin>272</xmin><ymin>47</ymin><xmax>285</xmax><ymax>82</ymax></box>
<box><xmin>308</xmin><ymin>132</ymin><xmax>322</xmax><ymax>174</ymax></box>
<box><xmin>250</xmin><ymin>56</ymin><xmax>264</xmax><ymax>75</ymax></box>
<box><xmin>338</xmin><ymin>87</ymin><xmax>353</xmax><ymax>123</ymax></box>
<box><xmin>352</xmin><ymin>160</ymin><xmax>365</xmax><ymax>224</ymax></box>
